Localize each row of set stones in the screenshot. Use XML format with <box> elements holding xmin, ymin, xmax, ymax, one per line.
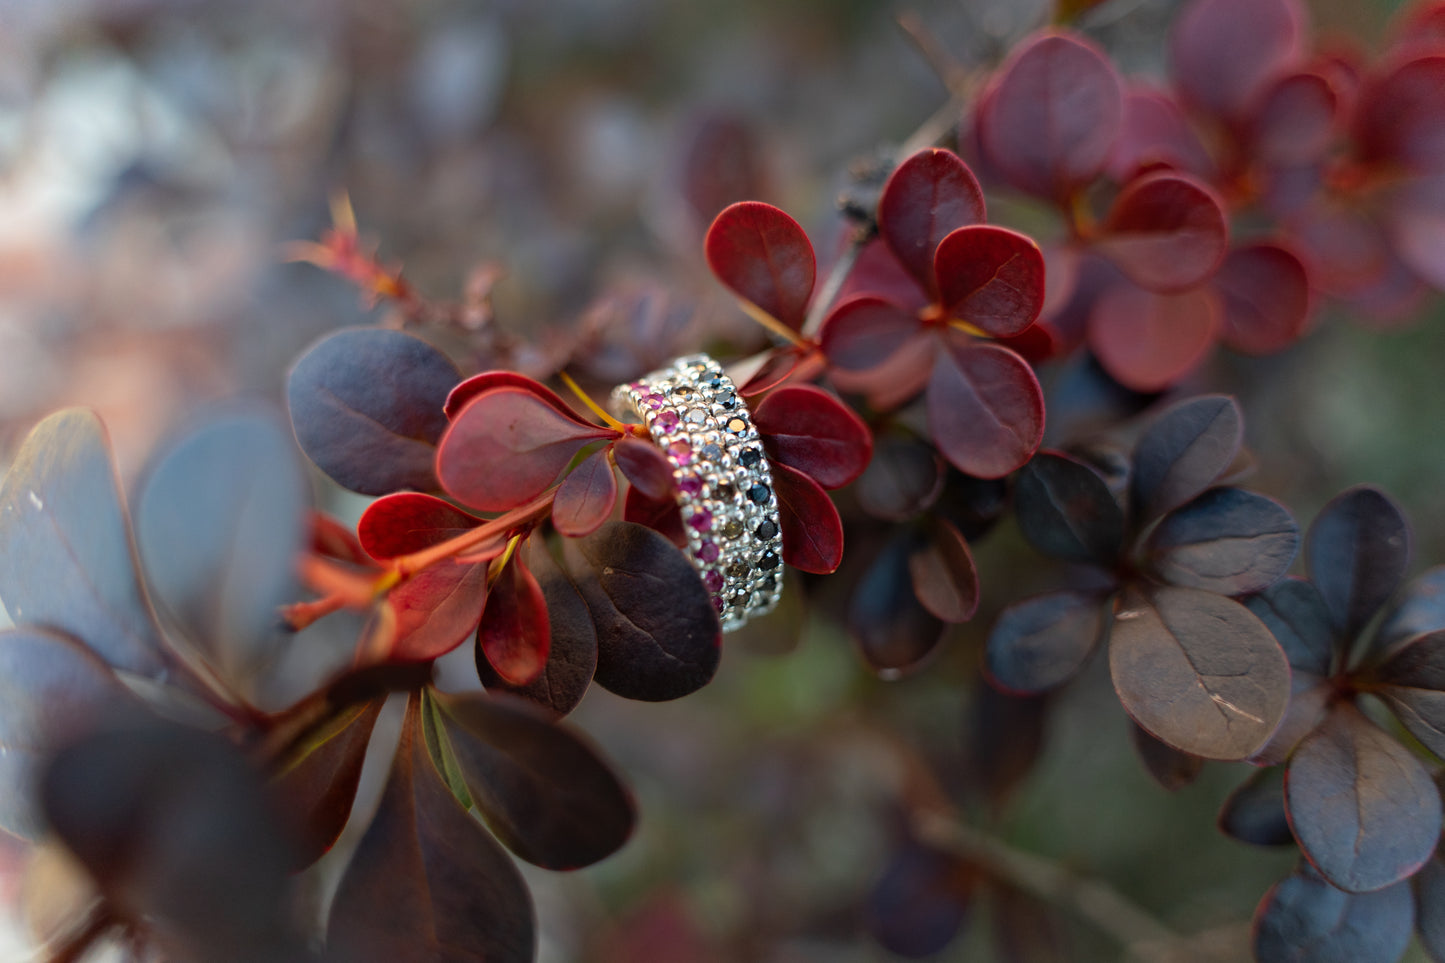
<box><xmin>612</xmin><ymin>354</ymin><xmax>783</xmax><ymax>631</ymax></box>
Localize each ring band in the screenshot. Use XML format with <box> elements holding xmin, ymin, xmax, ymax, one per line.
<box><xmin>612</xmin><ymin>354</ymin><xmax>783</xmax><ymax>631</ymax></box>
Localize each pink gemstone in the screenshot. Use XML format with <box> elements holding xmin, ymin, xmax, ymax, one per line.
<box><xmin>697</xmin><ymin>540</ymin><xmax>719</xmax><ymax>562</ymax></box>
<box><xmin>688</xmin><ymin>508</ymin><xmax>713</xmax><ymax>531</ymax></box>
<box><xmin>644</xmin><ymin>393</ymin><xmax>665</xmax><ymax>410</ymax></box>
<box><xmin>712</xmin><ymin>595</ymin><xmax>725</xmax><ymax>613</ymax></box>
<box><xmin>668</xmin><ymin>439</ymin><xmax>692</xmax><ymax>464</ymax></box>
<box><xmin>656</xmin><ymin>409</ymin><xmax>679</xmax><ymax>431</ymax></box>
<box><xmin>677</xmin><ymin>475</ymin><xmax>702</xmax><ymax>495</ymax></box>
<box><xmin>703</xmin><ymin>571</ymin><xmax>724</xmax><ymax>592</ymax></box>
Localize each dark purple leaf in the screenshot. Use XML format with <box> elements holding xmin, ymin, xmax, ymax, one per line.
<box><xmin>1218</xmin><ymin>766</ymin><xmax>1293</xmax><ymax>846</ymax></box>
<box><xmin>287</xmin><ymin>327</ymin><xmax>459</xmax><ymax>495</ymax></box>
<box><xmin>1170</xmin><ymin>0</ymin><xmax>1306</xmax><ymax>124</ymax></box>
<box><xmin>773</xmin><ymin>461</ymin><xmax>845</xmax><ymax>575</ymax></box>
<box><xmin>818</xmin><ymin>294</ymin><xmax>923</xmax><ymax>372</ymax></box>
<box><xmin>358</xmin><ymin>492</ymin><xmax>485</xmax><ymax>560</ymax></box>
<box><xmin>876</xmin><ymin>148</ymin><xmax>986</xmax><ymax>296</ymax></box>
<box><xmin>42</xmin><ymin>720</ymin><xmax>309</xmax><ymax>963</ymax></box>
<box><xmin>679</xmin><ymin>111</ymin><xmax>768</xmax><ymax>227</ymax></box>
<box><xmin>1097</xmin><ymin>172</ymin><xmax>1229</xmax><ymax>293</ymax></box>
<box><xmin>933</xmin><ymin>226</ymin><xmax>1045</xmax><ymax>336</ymax></box>
<box><xmin>1306</xmin><ymin>486</ymin><xmax>1411</xmax><ymax>641</ymax></box>
<box><xmin>270</xmin><ymin>698</ymin><xmax>384</xmax><ymax>870</ymax></box>
<box><xmin>552</xmin><ymin>447</ymin><xmax>619</xmax><ymax>538</ymax></box>
<box><xmin>927</xmin><ymin>341</ymin><xmax>1045</xmax><ymax>479</ymax></box>
<box><xmin>1088</xmin><ymin>283</ymin><xmax>1220</xmax><ymax>392</ymax></box>
<box><xmin>1131</xmin><ymin>721</ymin><xmax>1205</xmax><ymax>791</ymax></box>
<box><xmin>963</xmin><ymin>679</ymin><xmax>1048</xmax><ymax>811</ymax></box>
<box><xmin>1418</xmin><ymin>851</ymin><xmax>1445</xmax><ymax>961</ymax></box>
<box><xmin>1013</xmin><ymin>451</ymin><xmax>1124</xmax><ymax>565</ymax></box>
<box><xmin>1109</xmin><ymin>585</ymin><xmax>1290</xmax><ymax>760</ymax></box>
<box><xmin>612</xmin><ymin>437</ymin><xmax>676</xmax><ymax>501</ymax></box>
<box><xmin>478</xmin><ymin>555</ymin><xmax>550</xmax><ymax>686</ymax></box>
<box><xmin>1145</xmin><ymin>487</ymin><xmax>1299</xmax><ymax>595</ymax></box>
<box><xmin>622</xmin><ymin>485</ymin><xmax>687</xmax><ymax>548</ymax></box>
<box><xmin>907</xmin><ymin>518</ymin><xmax>979</xmax><ymax>623</ymax></box>
<box><xmin>826</xmin><ymin>327</ymin><xmax>935</xmax><ymax>411</ymax></box>
<box><xmin>565</xmin><ymin>522</ymin><xmax>720</xmax><ymax>701</ymax></box>
<box><xmin>328</xmin><ymin>694</ymin><xmax>534</xmax><ymax>963</ymax></box>
<box><xmin>134</xmin><ymin>411</ymin><xmax>306</xmax><ymax>695</ymax></box>
<box><xmin>849</xmin><ymin>532</ymin><xmax>948</xmax><ymax>676</ymax></box>
<box><xmin>753</xmin><ymin>384</ymin><xmax>872</xmax><ymax>489</ymax></box>
<box><xmin>705</xmin><ymin>201</ymin><xmax>816</xmax><ymax>331</ymax></box>
<box><xmin>985</xmin><ymin>590</ymin><xmax>1107</xmax><ymax>694</ymax></box>
<box><xmin>1245</xmin><ymin>577</ymin><xmax>1337</xmax><ymax>676</ymax></box>
<box><xmin>1131</xmin><ymin>394</ymin><xmax>1243</xmax><ymax>523</ymax></box>
<box><xmin>866</xmin><ymin>840</ymin><xmax>973</xmax><ymax>958</ymax></box>
<box><xmin>0</xmin><ymin>629</ymin><xmax>134</xmax><ymax>840</ymax></box>
<box><xmin>1252</xmin><ymin>673</ymin><xmax>1332</xmax><ymax>768</ymax></box>
<box><xmin>854</xmin><ymin>433</ymin><xmax>945</xmax><ymax>521</ymax></box>
<box><xmin>977</xmin><ymin>32</ymin><xmax>1124</xmax><ymax>200</ymax></box>
<box><xmin>477</xmin><ymin>542</ymin><xmax>598</xmax><ymax>718</ymax></box>
<box><xmin>437</xmin><ymin>386</ymin><xmax>617</xmax><ymax>512</ymax></box>
<box><xmin>431</xmin><ymin>691</ymin><xmax>633</xmax><ymax>869</ymax></box>
<box><xmin>1287</xmin><ymin>702</ymin><xmax>1441</xmax><ymax>893</ymax></box>
<box><xmin>1254</xmin><ymin>865</ymin><xmax>1413</xmax><ymax>963</ymax></box>
<box><xmin>1378</xmin><ymin>565</ymin><xmax>1445</xmax><ymax>652</ymax></box>
<box><xmin>1215</xmin><ymin>242</ymin><xmax>1313</xmax><ymax>355</ymax></box>
<box><xmin>0</xmin><ymin>409</ymin><xmax>170</xmax><ymax>681</ymax></box>
<box><xmin>1370</xmin><ymin>629</ymin><xmax>1445</xmax><ymax>759</ymax></box>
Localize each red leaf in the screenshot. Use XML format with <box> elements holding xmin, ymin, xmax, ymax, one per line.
<box><xmin>612</xmin><ymin>437</ymin><xmax>675</xmax><ymax>501</ymax></box>
<box><xmin>1097</xmin><ymin>172</ymin><xmax>1228</xmax><ymax>293</ymax></box>
<box><xmin>1087</xmin><ymin>283</ymin><xmax>1220</xmax><ymax>392</ymax></box>
<box><xmin>837</xmin><ymin>236</ymin><xmax>930</xmax><ymax>313</ymax></box>
<box><xmin>445</xmin><ymin>371</ymin><xmax>581</xmax><ymax>422</ymax></box>
<box><xmin>308</xmin><ymin>510</ymin><xmax>371</xmax><ymax>565</ymax></box>
<box><xmin>1354</xmin><ymin>54</ymin><xmax>1445</xmax><ymax>171</ymax></box>
<box><xmin>978</xmin><ymin>31</ymin><xmax>1124</xmax><ymax>201</ymax></box>
<box><xmin>623</xmin><ymin>486</ymin><xmax>688</xmax><ymax>549</ymax></box>
<box><xmin>1252</xmin><ymin>71</ymin><xmax>1340</xmax><ymax>167</ymax></box>
<box><xmin>551</xmin><ymin>448</ymin><xmax>619</xmax><ymax>538</ymax></box>
<box><xmin>737</xmin><ymin>345</ymin><xmax>825</xmax><ymax>397</ymax></box>
<box><xmin>772</xmin><ymin>461</ymin><xmax>843</xmax><ymax>574</ymax></box>
<box><xmin>387</xmin><ymin>562</ymin><xmax>490</xmax><ymax>662</ymax></box>
<box><xmin>358</xmin><ymin>492</ymin><xmax>486</xmax><ymax>559</ymax></box>
<box><xmin>1215</xmin><ymin>242</ymin><xmax>1312</xmax><ymax>354</ymax></box>
<box><xmin>818</xmin><ymin>294</ymin><xmax>923</xmax><ymax>371</ymax></box>
<box><xmin>926</xmin><ymin>342</ymin><xmax>1044</xmax><ymax>479</ymax></box>
<box><xmin>934</xmin><ymin>226</ymin><xmax>1045</xmax><ymax>336</ymax></box>
<box><xmin>1107</xmin><ymin>86</ymin><xmax>1215</xmax><ymax>182</ymax></box>
<box><xmin>907</xmin><ymin>518</ymin><xmax>979</xmax><ymax>622</ymax></box>
<box><xmin>1169</xmin><ymin>0</ymin><xmax>1306</xmax><ymax>124</ymax></box>
<box><xmin>705</xmin><ymin>201</ymin><xmax>816</xmax><ymax>331</ymax></box>
<box><xmin>827</xmin><ymin>330</ymin><xmax>936</xmax><ymax>411</ymax></box>
<box><xmin>877</xmin><ymin>148</ymin><xmax>986</xmax><ymax>297</ymax></box>
<box><xmin>437</xmin><ymin>386</ymin><xmax>617</xmax><ymax>512</ymax></box>
<box><xmin>753</xmin><ymin>384</ymin><xmax>873</xmax><ymax>489</ymax></box>
<box><xmin>478</xmin><ymin>555</ymin><xmax>551</xmax><ymax>685</ymax></box>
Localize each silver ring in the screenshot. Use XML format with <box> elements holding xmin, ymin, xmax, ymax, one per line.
<box><xmin>612</xmin><ymin>354</ymin><xmax>783</xmax><ymax>631</ymax></box>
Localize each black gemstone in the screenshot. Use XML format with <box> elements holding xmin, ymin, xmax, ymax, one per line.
<box><xmin>758</xmin><ymin>551</ymin><xmax>780</xmax><ymax>570</ymax></box>
<box><xmin>717</xmin><ymin>389</ymin><xmax>737</xmax><ymax>408</ymax></box>
<box><xmin>759</xmin><ymin>574</ymin><xmax>777</xmax><ymax>591</ymax></box>
<box><xmin>739</xmin><ymin>448</ymin><xmax>762</xmax><ymax>468</ymax></box>
<box><xmin>714</xmin><ymin>481</ymin><xmax>736</xmax><ymax>499</ymax></box>
<box><xmin>755</xmin><ymin>519</ymin><xmax>779</xmax><ymax>540</ymax></box>
<box><xmin>727</xmin><ymin>560</ymin><xmax>751</xmax><ymax>579</ymax></box>
<box><xmin>747</xmin><ymin>483</ymin><xmax>770</xmax><ymax>504</ymax></box>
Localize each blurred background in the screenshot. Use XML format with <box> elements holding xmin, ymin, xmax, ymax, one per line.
<box><xmin>1</xmin><ymin>0</ymin><xmax>1442</xmax><ymax>959</ymax></box>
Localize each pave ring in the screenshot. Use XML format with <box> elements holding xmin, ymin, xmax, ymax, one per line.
<box><xmin>612</xmin><ymin>354</ymin><xmax>783</xmax><ymax>631</ymax></box>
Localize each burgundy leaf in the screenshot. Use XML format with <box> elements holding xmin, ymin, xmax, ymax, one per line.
<box><xmin>818</xmin><ymin>294</ymin><xmax>923</xmax><ymax>372</ymax></box>
<box><xmin>1253</xmin><ymin>71</ymin><xmax>1340</xmax><ymax>167</ymax></box>
<box><xmin>1215</xmin><ymin>242</ymin><xmax>1312</xmax><ymax>355</ymax></box>
<box><xmin>825</xmin><ymin>327</ymin><xmax>937</xmax><ymax>412</ymax></box>
<box><xmin>736</xmin><ymin>345</ymin><xmax>826</xmax><ymax>397</ymax></box>
<box><xmin>1088</xmin><ymin>283</ymin><xmax>1219</xmax><ymax>392</ymax></box>
<box><xmin>478</xmin><ymin>555</ymin><xmax>551</xmax><ymax>686</ymax></box>
<box><xmin>1218</xmin><ymin>766</ymin><xmax>1293</xmax><ymax>846</ymax></box>
<box><xmin>1130</xmin><ymin>721</ymin><xmax>1205</xmax><ymax>791</ymax></box>
<box><xmin>933</xmin><ymin>226</ymin><xmax>1045</xmax><ymax>336</ymax></box>
<box><xmin>1391</xmin><ymin>176</ymin><xmax>1445</xmax><ymax>290</ymax></box>
<box><xmin>432</xmin><ymin>691</ymin><xmax>634</xmax><ymax>869</ymax></box>
<box><xmin>986</xmin><ymin>590</ymin><xmax>1107</xmax><ymax>694</ymax></box>
<box><xmin>1107</xmin><ymin>86</ymin><xmax>1215</xmax><ymax>181</ymax></box>
<box><xmin>772</xmin><ymin>461</ymin><xmax>844</xmax><ymax>574</ymax></box>
<box><xmin>1287</xmin><ymin>702</ymin><xmax>1442</xmax><ymax>893</ymax></box>
<box><xmin>907</xmin><ymin>518</ymin><xmax>979</xmax><ymax>623</ymax></box>
<box><xmin>1306</xmin><ymin>485</ymin><xmax>1411</xmax><ymax>640</ymax></box>
<box><xmin>476</xmin><ymin>542</ymin><xmax>598</xmax><ymax>719</ymax></box>
<box><xmin>1354</xmin><ymin>54</ymin><xmax>1445</xmax><ymax>171</ymax></box>
<box><xmin>1131</xmin><ymin>394</ymin><xmax>1243</xmax><ymax>523</ymax></box>
<box><xmin>612</xmin><ymin>437</ymin><xmax>676</xmax><ymax>501</ymax></box>
<box><xmin>876</xmin><ymin>148</ymin><xmax>986</xmax><ymax>296</ymax></box>
<box><xmin>1145</xmin><ymin>487</ymin><xmax>1299</xmax><ymax>595</ymax></box>
<box><xmin>1108</xmin><ymin>585</ymin><xmax>1290</xmax><ymax>760</ymax></box>
<box><xmin>705</xmin><ymin>201</ymin><xmax>816</xmax><ymax>331</ymax></box>
<box><xmin>328</xmin><ymin>694</ymin><xmax>534</xmax><ymax>963</ymax></box>
<box><xmin>1254</xmin><ymin>865</ymin><xmax>1414</xmax><ymax>963</ymax></box>
<box><xmin>849</xmin><ymin>533</ymin><xmax>948</xmax><ymax>676</ymax></box>
<box><xmin>287</xmin><ymin>327</ymin><xmax>459</xmax><ymax>495</ymax></box>
<box><xmin>359</xmin><ymin>492</ymin><xmax>485</xmax><ymax>559</ymax></box>
<box><xmin>679</xmin><ymin>111</ymin><xmax>768</xmax><ymax>227</ymax></box>
<box><xmin>926</xmin><ymin>341</ymin><xmax>1044</xmax><ymax>479</ymax></box>
<box><xmin>309</xmin><ymin>511</ymin><xmax>371</xmax><ymax>565</ymax></box>
<box><xmin>1169</xmin><ymin>0</ymin><xmax>1306</xmax><ymax>124</ymax></box>
<box><xmin>387</xmin><ymin>560</ymin><xmax>490</xmax><ymax>663</ymax></box>
<box><xmin>622</xmin><ymin>485</ymin><xmax>688</xmax><ymax>548</ymax></box>
<box><xmin>437</xmin><ymin>386</ymin><xmax>617</xmax><ymax>512</ymax></box>
<box><xmin>978</xmin><ymin>31</ymin><xmax>1124</xmax><ymax>200</ymax></box>
<box><xmin>565</xmin><ymin>522</ymin><xmax>721</xmax><ymax>701</ymax></box>
<box><xmin>445</xmin><ymin>370</ymin><xmax>582</xmax><ymax>422</ymax></box>
<box><xmin>1096</xmin><ymin>172</ymin><xmax>1228</xmax><ymax>293</ymax></box>
<box><xmin>551</xmin><ymin>447</ymin><xmax>619</xmax><ymax>538</ymax></box>
<box><xmin>1013</xmin><ymin>451</ymin><xmax>1125</xmax><ymax>565</ymax></box>
<box><xmin>753</xmin><ymin>384</ymin><xmax>872</xmax><ymax>489</ymax></box>
<box><xmin>854</xmin><ymin>434</ymin><xmax>945</xmax><ymax>521</ymax></box>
